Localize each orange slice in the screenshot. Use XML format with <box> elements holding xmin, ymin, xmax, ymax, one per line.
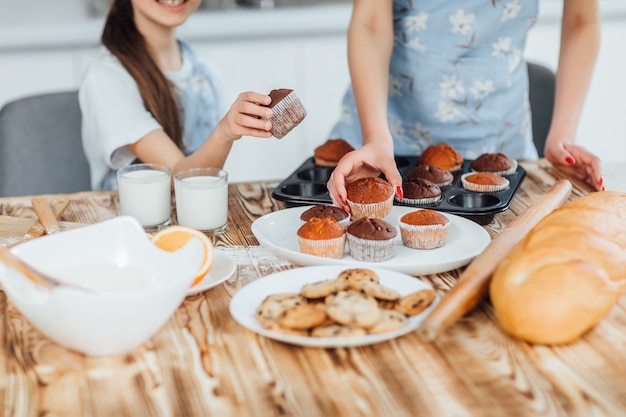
<box><xmin>151</xmin><ymin>225</ymin><xmax>214</xmax><ymax>287</ymax></box>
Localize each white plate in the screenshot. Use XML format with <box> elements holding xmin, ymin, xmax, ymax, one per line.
<box><xmin>187</xmin><ymin>249</ymin><xmax>236</xmax><ymax>295</ymax></box>
<box><xmin>229</xmin><ymin>265</ymin><xmax>439</xmax><ymax>348</ymax></box>
<box><xmin>251</xmin><ymin>206</ymin><xmax>490</xmax><ymax>275</ymax></box>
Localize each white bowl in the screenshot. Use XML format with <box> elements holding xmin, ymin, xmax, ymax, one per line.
<box><xmin>0</xmin><ymin>216</ymin><xmax>203</xmax><ymax>356</ymax></box>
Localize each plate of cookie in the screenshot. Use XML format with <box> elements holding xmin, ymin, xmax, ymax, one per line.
<box><xmin>251</xmin><ymin>205</ymin><xmax>490</xmax><ymax>275</ymax></box>
<box><xmin>229</xmin><ymin>265</ymin><xmax>439</xmax><ymax>348</ymax></box>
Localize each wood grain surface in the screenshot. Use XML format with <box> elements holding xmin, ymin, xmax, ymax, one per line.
<box><xmin>0</xmin><ymin>160</ymin><xmax>625</xmax><ymax>417</ymax></box>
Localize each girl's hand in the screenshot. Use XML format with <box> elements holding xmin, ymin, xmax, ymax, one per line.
<box><xmin>217</xmin><ymin>92</ymin><xmax>273</xmax><ymax>142</ymax></box>
<box><xmin>327</xmin><ymin>141</ymin><xmax>403</xmax><ymax>211</ymax></box>
<box><xmin>545</xmin><ymin>139</ymin><xmax>603</xmax><ymax>191</ymax></box>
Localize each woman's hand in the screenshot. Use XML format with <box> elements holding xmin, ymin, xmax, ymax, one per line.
<box><xmin>327</xmin><ymin>141</ymin><xmax>403</xmax><ymax>211</ymax></box>
<box><xmin>216</xmin><ymin>92</ymin><xmax>273</xmax><ymax>142</ymax></box>
<box><xmin>544</xmin><ymin>139</ymin><xmax>603</xmax><ymax>191</ymax></box>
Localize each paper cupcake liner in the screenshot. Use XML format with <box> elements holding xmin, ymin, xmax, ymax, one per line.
<box><xmin>346</xmin><ymin>234</ymin><xmax>395</xmax><ymax>262</ymax></box>
<box><xmin>461</xmin><ymin>173</ymin><xmax>510</xmax><ymax>193</ymax></box>
<box><xmin>266</xmin><ymin>92</ymin><xmax>307</xmax><ymax>139</ymax></box>
<box><xmin>347</xmin><ymin>194</ymin><xmax>394</xmax><ymax>220</ymax></box>
<box><xmin>298</xmin><ymin>235</ymin><xmax>346</xmax><ymax>259</ymax></box>
<box><xmin>471</xmin><ymin>159</ymin><xmax>518</xmax><ymax>176</ymax></box>
<box><xmin>394</xmin><ymin>194</ymin><xmax>442</xmax><ymax>207</ymax></box>
<box><xmin>399</xmin><ymin>222</ymin><xmax>449</xmax><ymax>249</ymax></box>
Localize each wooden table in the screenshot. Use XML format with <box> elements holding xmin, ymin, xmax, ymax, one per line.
<box><xmin>0</xmin><ymin>159</ymin><xmax>625</xmax><ymax>417</ymax></box>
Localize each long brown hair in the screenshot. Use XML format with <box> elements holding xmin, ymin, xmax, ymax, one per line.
<box><xmin>102</xmin><ymin>0</ymin><xmax>183</xmax><ymax>149</ymax></box>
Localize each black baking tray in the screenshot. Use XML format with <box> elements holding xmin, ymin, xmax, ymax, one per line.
<box><xmin>271</xmin><ymin>155</ymin><xmax>526</xmax><ymax>225</ymax></box>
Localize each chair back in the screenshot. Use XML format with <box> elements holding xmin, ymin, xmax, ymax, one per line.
<box><xmin>528</xmin><ymin>62</ymin><xmax>556</xmax><ymax>157</ymax></box>
<box><xmin>0</xmin><ymin>91</ymin><xmax>91</xmax><ymax>197</ymax></box>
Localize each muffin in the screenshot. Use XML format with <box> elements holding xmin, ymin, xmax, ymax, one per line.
<box><xmin>297</xmin><ymin>217</ymin><xmax>346</xmax><ymax>259</ymax></box>
<box><xmin>300</xmin><ymin>204</ymin><xmax>350</xmax><ymax>228</ymax></box>
<box><xmin>346</xmin><ymin>177</ymin><xmax>395</xmax><ymax>220</ymax></box>
<box><xmin>346</xmin><ymin>218</ymin><xmax>397</xmax><ymax>262</ymax></box>
<box><xmin>470</xmin><ymin>153</ymin><xmax>518</xmax><ymax>176</ymax></box>
<box><xmin>263</xmin><ymin>88</ymin><xmax>307</xmax><ymax>139</ymax></box>
<box><xmin>397</xmin><ymin>178</ymin><xmax>442</xmax><ymax>206</ymax></box>
<box><xmin>314</xmin><ymin>139</ymin><xmax>355</xmax><ymax>167</ymax></box>
<box><xmin>461</xmin><ymin>172</ymin><xmax>510</xmax><ymax>192</ymax></box>
<box><xmin>399</xmin><ymin>209</ymin><xmax>450</xmax><ymax>249</ymax></box>
<box><xmin>406</xmin><ymin>165</ymin><xmax>454</xmax><ymax>188</ymax></box>
<box><xmin>419</xmin><ymin>143</ymin><xmax>464</xmax><ymax>171</ymax></box>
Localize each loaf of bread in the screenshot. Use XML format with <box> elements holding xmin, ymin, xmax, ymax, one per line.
<box><xmin>490</xmin><ymin>191</ymin><xmax>626</xmax><ymax>345</ymax></box>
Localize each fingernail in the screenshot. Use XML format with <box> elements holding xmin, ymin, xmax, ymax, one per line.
<box><xmin>340</xmin><ymin>195</ymin><xmax>347</xmax><ymax>206</ymax></box>
<box><xmin>341</xmin><ymin>204</ymin><xmax>350</xmax><ymax>212</ymax></box>
<box><xmin>396</xmin><ymin>186</ymin><xmax>404</xmax><ymax>201</ymax></box>
<box><xmin>565</xmin><ymin>157</ymin><xmax>575</xmax><ymax>165</ymax></box>
<box><xmin>599</xmin><ymin>177</ymin><xmax>604</xmax><ymax>186</ymax></box>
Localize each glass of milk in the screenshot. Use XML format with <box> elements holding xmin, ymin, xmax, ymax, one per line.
<box><xmin>174</xmin><ymin>168</ymin><xmax>228</xmax><ymax>235</ymax></box>
<box><xmin>117</xmin><ymin>164</ymin><xmax>172</xmax><ymax>232</ymax></box>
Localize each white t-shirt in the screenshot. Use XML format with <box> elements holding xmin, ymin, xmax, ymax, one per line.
<box><xmin>79</xmin><ymin>40</ymin><xmax>227</xmax><ymax>190</ymax></box>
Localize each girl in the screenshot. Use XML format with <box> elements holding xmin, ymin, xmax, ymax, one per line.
<box><xmin>80</xmin><ymin>0</ymin><xmax>273</xmax><ymax>190</ymax></box>
<box><xmin>327</xmin><ymin>0</ymin><xmax>603</xmax><ymax>209</ymax></box>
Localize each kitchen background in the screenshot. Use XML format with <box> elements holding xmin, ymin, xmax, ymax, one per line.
<box><xmin>0</xmin><ymin>0</ymin><xmax>624</xmax><ymax>186</ymax></box>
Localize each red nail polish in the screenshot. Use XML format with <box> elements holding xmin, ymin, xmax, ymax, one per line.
<box><xmin>565</xmin><ymin>157</ymin><xmax>575</xmax><ymax>165</ymax></box>
<box><xmin>600</xmin><ymin>177</ymin><xmax>604</xmax><ymax>186</ymax></box>
<box><xmin>340</xmin><ymin>195</ymin><xmax>347</xmax><ymax>206</ymax></box>
<box><xmin>602</xmin><ymin>186</ymin><xmax>606</xmax><ymax>191</ymax></box>
<box><xmin>396</xmin><ymin>186</ymin><xmax>404</xmax><ymax>201</ymax></box>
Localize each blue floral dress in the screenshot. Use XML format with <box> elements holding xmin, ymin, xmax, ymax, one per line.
<box><xmin>329</xmin><ymin>0</ymin><xmax>540</xmax><ymax>160</ymax></box>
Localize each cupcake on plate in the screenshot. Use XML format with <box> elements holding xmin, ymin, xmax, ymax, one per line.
<box><xmin>405</xmin><ymin>165</ymin><xmax>454</xmax><ymax>188</ymax></box>
<box><xmin>397</xmin><ymin>178</ymin><xmax>442</xmax><ymax>206</ymax></box>
<box><xmin>419</xmin><ymin>143</ymin><xmax>463</xmax><ymax>172</ymax></box>
<box><xmin>314</xmin><ymin>139</ymin><xmax>355</xmax><ymax>167</ymax></box>
<box><xmin>461</xmin><ymin>172</ymin><xmax>510</xmax><ymax>192</ymax></box>
<box><xmin>346</xmin><ymin>177</ymin><xmax>395</xmax><ymax>220</ymax></box>
<box><xmin>399</xmin><ymin>209</ymin><xmax>450</xmax><ymax>249</ymax></box>
<box><xmin>346</xmin><ymin>217</ymin><xmax>397</xmax><ymax>262</ymax></box>
<box><xmin>300</xmin><ymin>204</ymin><xmax>350</xmax><ymax>228</ymax></box>
<box><xmin>297</xmin><ymin>217</ymin><xmax>346</xmax><ymax>259</ymax></box>
<box><xmin>470</xmin><ymin>153</ymin><xmax>518</xmax><ymax>176</ymax></box>
<box><xmin>263</xmin><ymin>88</ymin><xmax>307</xmax><ymax>139</ymax></box>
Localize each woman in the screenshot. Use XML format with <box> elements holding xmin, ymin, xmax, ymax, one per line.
<box><xmin>327</xmin><ymin>0</ymin><xmax>603</xmax><ymax>209</ymax></box>
<box><xmin>80</xmin><ymin>0</ymin><xmax>273</xmax><ymax>190</ymax></box>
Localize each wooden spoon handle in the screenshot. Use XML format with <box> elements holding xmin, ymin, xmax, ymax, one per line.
<box><xmin>417</xmin><ymin>179</ymin><xmax>573</xmax><ymax>342</ymax></box>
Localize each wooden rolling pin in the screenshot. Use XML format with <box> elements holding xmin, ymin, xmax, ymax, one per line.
<box><xmin>417</xmin><ymin>179</ymin><xmax>573</xmax><ymax>342</ymax></box>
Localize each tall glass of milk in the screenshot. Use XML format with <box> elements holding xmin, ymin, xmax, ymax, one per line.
<box><xmin>117</xmin><ymin>164</ymin><xmax>172</xmax><ymax>232</ymax></box>
<box><xmin>174</xmin><ymin>168</ymin><xmax>228</xmax><ymax>235</ymax></box>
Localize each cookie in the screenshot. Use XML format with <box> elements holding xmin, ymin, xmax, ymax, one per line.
<box><xmin>394</xmin><ymin>289</ymin><xmax>436</xmax><ymax>316</ymax></box>
<box><xmin>350</xmin><ymin>281</ymin><xmax>400</xmax><ymax>301</ymax></box>
<box><xmin>325</xmin><ymin>290</ymin><xmax>380</xmax><ymax>328</ymax></box>
<box><xmin>300</xmin><ymin>278</ymin><xmax>349</xmax><ymax>299</ymax></box>
<box><xmin>256</xmin><ymin>293</ymin><xmax>307</xmax><ymax>328</ymax></box>
<box><xmin>377</xmin><ymin>299</ymin><xmax>400</xmax><ymax>310</ymax></box>
<box><xmin>277</xmin><ymin>303</ymin><xmax>328</xmax><ymax>330</ymax></box>
<box><xmin>311</xmin><ymin>324</ymin><xmax>367</xmax><ymax>338</ymax></box>
<box><xmin>337</xmin><ymin>268</ymin><xmax>380</xmax><ymax>285</ymax></box>
<box><xmin>261</xmin><ymin>321</ymin><xmax>310</xmax><ymax>337</ymax></box>
<box><xmin>367</xmin><ymin>310</ymin><xmax>408</xmax><ymax>334</ymax></box>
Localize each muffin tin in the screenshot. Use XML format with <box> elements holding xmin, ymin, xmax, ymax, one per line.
<box><xmin>271</xmin><ymin>156</ymin><xmax>526</xmax><ymax>225</ymax></box>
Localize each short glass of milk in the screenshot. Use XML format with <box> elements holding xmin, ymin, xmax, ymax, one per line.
<box><xmin>117</xmin><ymin>164</ymin><xmax>172</xmax><ymax>232</ymax></box>
<box><xmin>174</xmin><ymin>167</ymin><xmax>228</xmax><ymax>235</ymax></box>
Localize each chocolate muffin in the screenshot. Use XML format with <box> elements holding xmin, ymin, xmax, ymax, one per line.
<box><xmin>406</xmin><ymin>165</ymin><xmax>454</xmax><ymax>188</ymax></box>
<box><xmin>297</xmin><ymin>217</ymin><xmax>346</xmax><ymax>259</ymax></box>
<box><xmin>398</xmin><ymin>178</ymin><xmax>442</xmax><ymax>206</ymax></box>
<box><xmin>346</xmin><ymin>218</ymin><xmax>397</xmax><ymax>262</ymax></box>
<box><xmin>314</xmin><ymin>139</ymin><xmax>355</xmax><ymax>167</ymax></box>
<box><xmin>470</xmin><ymin>153</ymin><xmax>517</xmax><ymax>175</ymax></box>
<box><xmin>461</xmin><ymin>172</ymin><xmax>510</xmax><ymax>192</ymax></box>
<box><xmin>399</xmin><ymin>209</ymin><xmax>450</xmax><ymax>249</ymax></box>
<box><xmin>300</xmin><ymin>204</ymin><xmax>350</xmax><ymax>228</ymax></box>
<box><xmin>263</xmin><ymin>88</ymin><xmax>307</xmax><ymax>139</ymax></box>
<box><xmin>346</xmin><ymin>177</ymin><xmax>395</xmax><ymax>220</ymax></box>
<box><xmin>419</xmin><ymin>143</ymin><xmax>463</xmax><ymax>171</ymax></box>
